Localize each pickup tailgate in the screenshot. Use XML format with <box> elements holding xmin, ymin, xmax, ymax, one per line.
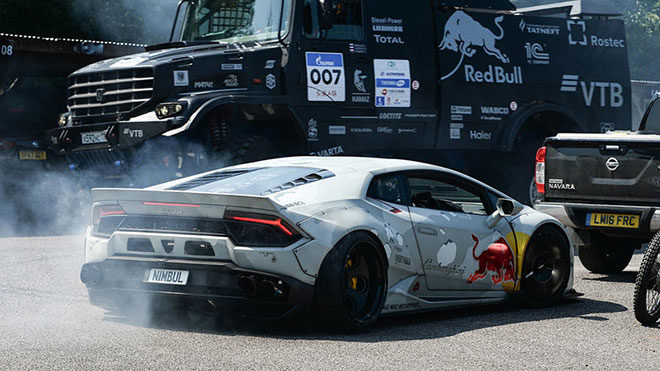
<box><xmin>544</xmin><ymin>133</ymin><xmax>660</xmax><ymax>205</ymax></box>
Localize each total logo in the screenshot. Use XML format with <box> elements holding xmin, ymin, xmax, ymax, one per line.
<box><xmin>439</xmin><ymin>11</ymin><xmax>524</xmax><ymax>85</ymax></box>
<box><xmin>560</xmin><ymin>75</ymin><xmax>624</xmax><ymax>107</ymax></box>
<box><xmin>567</xmin><ymin>20</ymin><xmax>625</xmax><ymax>48</ymax></box>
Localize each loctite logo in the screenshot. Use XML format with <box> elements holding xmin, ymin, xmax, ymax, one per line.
<box><xmin>560</xmin><ymin>75</ymin><xmax>624</xmax><ymax>107</ymax></box>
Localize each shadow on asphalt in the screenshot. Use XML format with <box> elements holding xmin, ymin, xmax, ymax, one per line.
<box><xmin>101</xmin><ymin>295</ymin><xmax>627</xmax><ymax>341</ymax></box>
<box><xmin>582</xmin><ymin>271</ymin><xmax>638</xmax><ymax>283</ymax></box>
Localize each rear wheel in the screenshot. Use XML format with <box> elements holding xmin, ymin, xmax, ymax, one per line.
<box><xmin>578</xmin><ymin>233</ymin><xmax>636</xmax><ymax>274</ymax></box>
<box><xmin>315</xmin><ymin>231</ymin><xmax>388</xmax><ymax>332</ymax></box>
<box><xmin>520</xmin><ymin>225</ymin><xmax>571</xmax><ymax>307</ymax></box>
<box><xmin>633</xmin><ymin>232</ymin><xmax>660</xmax><ymax>326</ymax></box>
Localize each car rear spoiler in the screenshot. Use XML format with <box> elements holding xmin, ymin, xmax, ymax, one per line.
<box><xmin>91</xmin><ymin>188</ymin><xmax>278</xmax><ymax>212</ymax></box>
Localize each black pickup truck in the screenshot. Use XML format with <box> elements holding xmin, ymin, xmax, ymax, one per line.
<box><xmin>534</xmin><ymin>94</ymin><xmax>660</xmax><ymax>274</ymax></box>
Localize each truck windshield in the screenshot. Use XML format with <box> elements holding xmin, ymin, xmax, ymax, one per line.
<box><xmin>180</xmin><ymin>0</ymin><xmax>292</xmax><ymax>43</ymax></box>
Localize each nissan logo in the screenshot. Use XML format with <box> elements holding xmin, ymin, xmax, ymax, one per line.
<box><xmin>606</xmin><ymin>157</ymin><xmax>620</xmax><ymax>171</ymax></box>
<box><xmin>95</xmin><ymin>88</ymin><xmax>105</xmax><ymax>103</ymax></box>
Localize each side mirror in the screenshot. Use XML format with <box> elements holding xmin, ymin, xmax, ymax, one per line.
<box><xmin>485</xmin><ymin>198</ymin><xmax>523</xmax><ymax>228</ymax></box>
<box><xmin>497</xmin><ymin>198</ymin><xmax>523</xmax><ymax>217</ymax></box>
<box><xmin>319</xmin><ymin>0</ymin><xmax>335</xmax><ymax>30</ymax></box>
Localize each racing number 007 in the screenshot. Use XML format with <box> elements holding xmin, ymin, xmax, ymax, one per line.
<box><xmin>309</xmin><ymin>69</ymin><xmax>342</xmax><ymax>85</ymax></box>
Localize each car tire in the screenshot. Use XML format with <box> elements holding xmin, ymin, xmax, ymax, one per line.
<box><xmin>633</xmin><ymin>231</ymin><xmax>660</xmax><ymax>326</ymax></box>
<box><xmin>520</xmin><ymin>225</ymin><xmax>571</xmax><ymax>307</ymax></box>
<box><xmin>315</xmin><ymin>231</ymin><xmax>388</xmax><ymax>332</ymax></box>
<box><xmin>578</xmin><ymin>233</ymin><xmax>635</xmax><ymax>274</ymax></box>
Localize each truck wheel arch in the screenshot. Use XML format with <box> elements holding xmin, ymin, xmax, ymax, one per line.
<box><xmin>171</xmin><ymin>98</ymin><xmax>306</xmax><ymax>151</ymax></box>
<box><xmin>499</xmin><ymin>103</ymin><xmax>584</xmax><ymax>152</ymax></box>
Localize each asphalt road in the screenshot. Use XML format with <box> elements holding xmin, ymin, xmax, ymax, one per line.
<box><xmin>1</xmin><ymin>236</ymin><xmax>659</xmax><ymax>370</ymax></box>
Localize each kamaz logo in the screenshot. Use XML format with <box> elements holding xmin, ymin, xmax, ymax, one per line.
<box><xmin>95</xmin><ymin>88</ymin><xmax>105</xmax><ymax>103</ymax></box>
<box><xmin>560</xmin><ymin>75</ymin><xmax>623</xmax><ymax>107</ymax></box>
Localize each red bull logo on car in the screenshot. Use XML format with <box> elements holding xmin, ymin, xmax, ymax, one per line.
<box><xmin>467</xmin><ymin>234</ymin><xmax>517</xmax><ymax>285</ymax></box>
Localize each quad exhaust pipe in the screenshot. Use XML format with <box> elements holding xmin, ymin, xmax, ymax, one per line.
<box><xmin>80</xmin><ymin>264</ymin><xmax>104</xmax><ymax>286</ymax></box>
<box><xmin>238</xmin><ymin>275</ymin><xmax>285</xmax><ymax>299</ymax></box>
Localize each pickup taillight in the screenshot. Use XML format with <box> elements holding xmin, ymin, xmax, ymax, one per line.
<box><xmin>535</xmin><ymin>146</ymin><xmax>546</xmax><ymax>194</ymax></box>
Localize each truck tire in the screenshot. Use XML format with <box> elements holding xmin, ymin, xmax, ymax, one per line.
<box><xmin>223</xmin><ymin>135</ymin><xmax>281</xmax><ymax>165</ymax></box>
<box><xmin>315</xmin><ymin>231</ymin><xmax>388</xmax><ymax>332</ymax></box>
<box><xmin>578</xmin><ymin>233</ymin><xmax>635</xmax><ymax>274</ymax></box>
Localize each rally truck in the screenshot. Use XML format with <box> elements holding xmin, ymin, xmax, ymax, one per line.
<box><xmin>534</xmin><ymin>94</ymin><xmax>660</xmax><ymax>274</ymax></box>
<box><xmin>45</xmin><ymin>0</ymin><xmax>631</xmax><ymax>201</ymax></box>
<box><xmin>0</xmin><ymin>33</ymin><xmax>142</xmax><ymax>168</ymax></box>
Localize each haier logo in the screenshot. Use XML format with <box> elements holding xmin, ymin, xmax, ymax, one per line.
<box><xmin>439</xmin><ymin>11</ymin><xmax>523</xmax><ymax>84</ymax></box>
<box><xmin>470</xmin><ymin>130</ymin><xmax>492</xmax><ymax>140</ymax></box>
<box><xmin>567</xmin><ymin>20</ymin><xmax>625</xmax><ymax>48</ymax></box>
<box><xmin>561</xmin><ymin>75</ymin><xmax>624</xmax><ymax>107</ymax></box>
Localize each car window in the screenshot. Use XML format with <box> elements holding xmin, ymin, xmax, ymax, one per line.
<box><xmin>367</xmin><ymin>174</ymin><xmax>405</xmax><ymax>205</ymax></box>
<box><xmin>407</xmin><ymin>176</ymin><xmax>488</xmax><ymax>215</ymax></box>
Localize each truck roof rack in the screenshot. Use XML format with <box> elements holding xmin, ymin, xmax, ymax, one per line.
<box><xmin>516</xmin><ymin>0</ymin><xmax>622</xmax><ymax>19</ymax></box>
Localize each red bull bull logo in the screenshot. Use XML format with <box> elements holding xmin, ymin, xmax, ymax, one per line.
<box><xmin>467</xmin><ymin>234</ymin><xmax>517</xmax><ymax>285</ymax></box>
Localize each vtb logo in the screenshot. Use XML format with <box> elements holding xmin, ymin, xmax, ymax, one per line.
<box><xmin>561</xmin><ymin>75</ymin><xmax>623</xmax><ymax>107</ymax></box>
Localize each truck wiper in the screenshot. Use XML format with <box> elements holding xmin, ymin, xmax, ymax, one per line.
<box><xmin>145</xmin><ymin>41</ymin><xmax>226</xmax><ymax>52</ymax></box>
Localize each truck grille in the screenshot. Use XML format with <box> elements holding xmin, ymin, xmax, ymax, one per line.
<box><xmin>68</xmin><ymin>68</ymin><xmax>153</xmax><ymax>123</ymax></box>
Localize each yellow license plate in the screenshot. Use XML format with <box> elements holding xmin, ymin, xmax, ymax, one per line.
<box><xmin>18</xmin><ymin>150</ymin><xmax>47</xmax><ymax>161</ymax></box>
<box><xmin>586</xmin><ymin>213</ymin><xmax>639</xmax><ymax>229</ymax></box>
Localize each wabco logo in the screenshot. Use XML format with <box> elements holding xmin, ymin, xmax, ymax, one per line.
<box><xmin>567</xmin><ymin>20</ymin><xmax>625</xmax><ymax>48</ymax></box>
<box><xmin>439</xmin><ymin>11</ymin><xmax>523</xmax><ymax>85</ymax></box>
<box><xmin>524</xmin><ymin>43</ymin><xmax>550</xmax><ymax>65</ymax></box>
<box><xmin>561</xmin><ymin>75</ymin><xmax>624</xmax><ymax>107</ymax></box>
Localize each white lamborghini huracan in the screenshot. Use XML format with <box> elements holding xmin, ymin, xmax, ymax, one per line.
<box><xmin>81</xmin><ymin>157</ymin><xmax>573</xmax><ymax>330</ymax></box>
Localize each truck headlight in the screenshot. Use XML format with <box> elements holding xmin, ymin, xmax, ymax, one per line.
<box><xmin>58</xmin><ymin>112</ymin><xmax>70</xmax><ymax>127</ymax></box>
<box><xmin>155</xmin><ymin>102</ymin><xmax>186</xmax><ymax>119</ymax></box>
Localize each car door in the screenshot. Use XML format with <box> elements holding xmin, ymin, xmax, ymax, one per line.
<box><xmin>406</xmin><ymin>171</ymin><xmax>517</xmax><ymax>293</ymax></box>
<box><xmin>365</xmin><ymin>173</ymin><xmax>423</xmax><ymax>279</ymax></box>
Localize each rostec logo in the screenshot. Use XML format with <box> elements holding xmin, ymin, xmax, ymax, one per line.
<box><xmin>567</xmin><ymin>20</ymin><xmax>588</xmax><ymax>46</ymax></box>
<box><xmin>567</xmin><ymin>20</ymin><xmax>625</xmax><ymax>48</ymax></box>
<box><xmin>439</xmin><ymin>11</ymin><xmax>523</xmax><ymax>84</ymax></box>
<box><xmin>560</xmin><ymin>75</ymin><xmax>624</xmax><ymax>107</ymax></box>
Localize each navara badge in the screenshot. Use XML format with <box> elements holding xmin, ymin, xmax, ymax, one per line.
<box><xmin>606</xmin><ymin>157</ymin><xmax>620</xmax><ymax>171</ymax></box>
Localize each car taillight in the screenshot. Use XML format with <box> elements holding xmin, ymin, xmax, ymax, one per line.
<box><xmin>92</xmin><ymin>204</ymin><xmax>126</xmax><ymax>237</ymax></box>
<box><xmin>224</xmin><ymin>211</ymin><xmax>302</xmax><ymax>247</ymax></box>
<box><xmin>535</xmin><ymin>146</ymin><xmax>546</xmax><ymax>194</ymax></box>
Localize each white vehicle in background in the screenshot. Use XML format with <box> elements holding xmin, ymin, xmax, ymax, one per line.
<box><xmin>81</xmin><ymin>157</ymin><xmax>574</xmax><ymax>331</ymax></box>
